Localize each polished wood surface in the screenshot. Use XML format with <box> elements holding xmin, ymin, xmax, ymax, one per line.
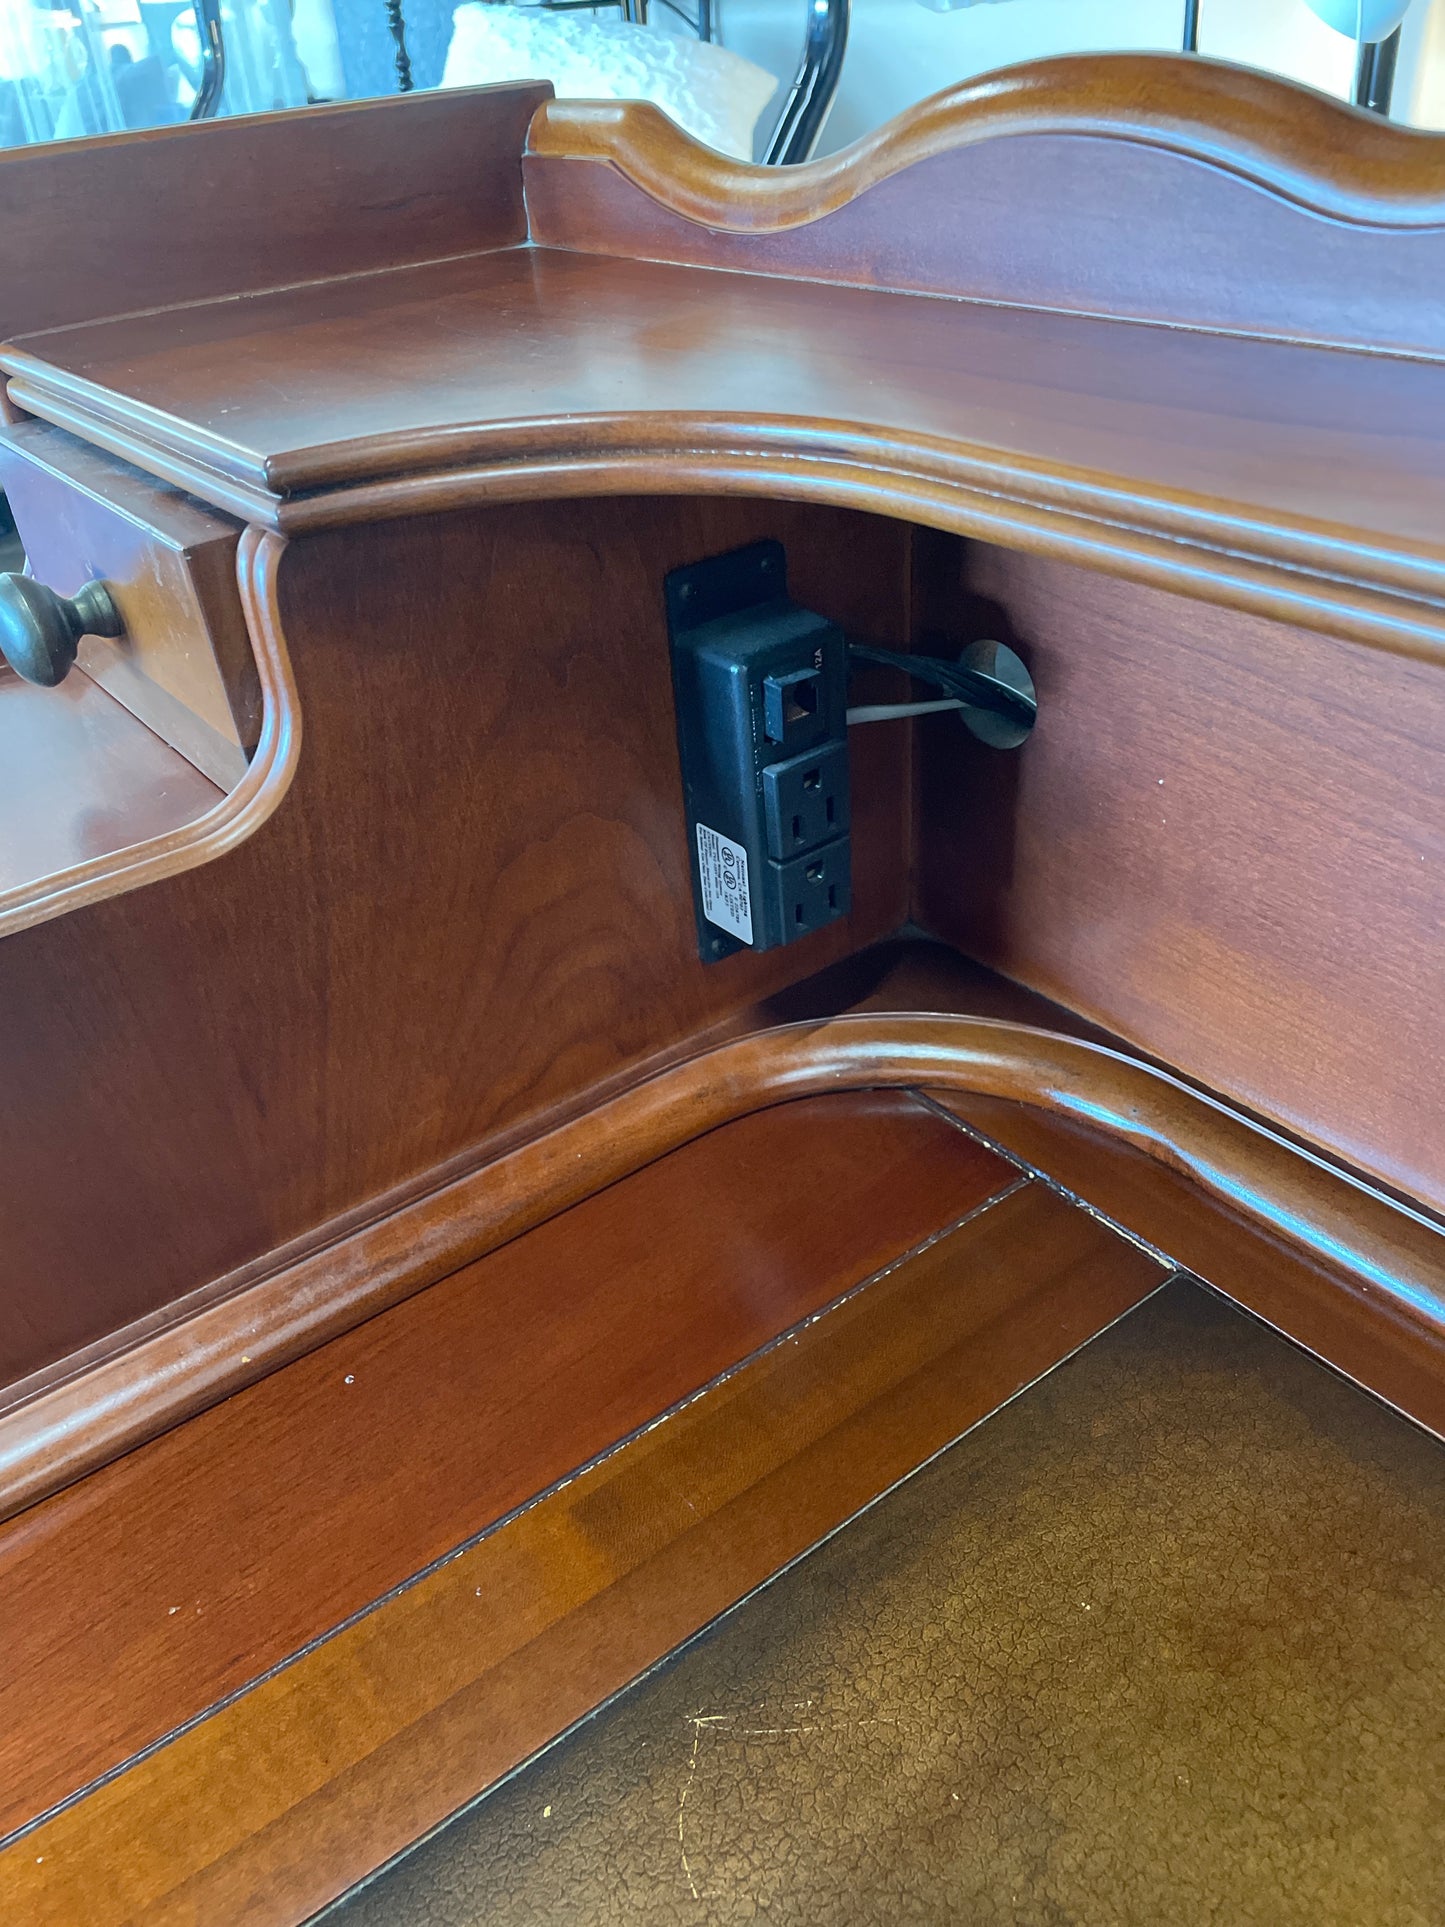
<box><xmin>0</xmin><ymin>83</ymin><xmax>547</xmax><ymax>341</ymax></box>
<box><xmin>0</xmin><ymin>499</ymin><xmax>910</xmax><ymax>1415</ymax></box>
<box><xmin>0</xmin><ymin>1176</ymin><xmax>1163</xmax><ymax>1926</ymax></box>
<box><xmin>0</xmin><ymin>420</ymin><xmax>256</xmax><ymax>786</ymax></box>
<box><xmin>0</xmin><ymin>668</ymin><xmax>222</xmax><ymax>892</ymax></box>
<box><xmin>530</xmin><ymin>55</ymin><xmax>1445</xmax><ymax>233</ymax></box>
<box><xmin>914</xmin><ymin>545</ymin><xmax>1445</xmax><ymax>1216</ymax></box>
<box><xmin>0</xmin><ymin>523</ymin><xmax>296</xmax><ymax>939</ymax></box>
<box><xmin>528</xmin><ymin>58</ymin><xmax>1445</xmax><ymax>356</ymax></box>
<box><xmin>5</xmin><ymin>250</ymin><xmax>1444</xmax><ymax>676</ymax></box>
<box><xmin>0</xmin><ymin>1091</ymin><xmax>1007</xmax><ymax>1841</ymax></box>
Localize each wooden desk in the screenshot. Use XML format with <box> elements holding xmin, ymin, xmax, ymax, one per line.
<box><xmin>0</xmin><ymin>59</ymin><xmax>1441</xmax><ymax>1920</ymax></box>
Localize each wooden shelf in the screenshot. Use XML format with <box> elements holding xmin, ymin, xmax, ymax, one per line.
<box><xmin>7</xmin><ymin>244</ymin><xmax>1444</xmax><ymax>665</ymax></box>
<box><xmin>5</xmin><ymin>248</ymin><xmax>1441</xmax><ymax>523</ymax></box>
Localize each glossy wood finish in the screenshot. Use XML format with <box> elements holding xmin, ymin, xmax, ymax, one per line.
<box><xmin>0</xmin><ymin>669</ymin><xmax>222</xmax><ymax>892</ymax></box>
<box><xmin>0</xmin><ymin>83</ymin><xmax>547</xmax><ymax>340</ymax></box>
<box><xmin>0</xmin><ymin>420</ymin><xmax>257</xmax><ymax>787</ymax></box>
<box><xmin>914</xmin><ymin>545</ymin><xmax>1445</xmax><ymax>1216</ymax></box>
<box><xmin>0</xmin><ymin>1091</ymin><xmax>1008</xmax><ymax>1841</ymax></box>
<box><xmin>5</xmin><ymin>250</ymin><xmax>1445</xmax><ymax>680</ymax></box>
<box><xmin>928</xmin><ymin>1090</ymin><xmax>1445</xmax><ymax>1438</ymax></box>
<box><xmin>0</xmin><ymin>1178</ymin><xmax>1164</xmax><ymax>1926</ymax></box>
<box><xmin>0</xmin><ymin>499</ymin><xmax>910</xmax><ymax>1411</ymax></box>
<box><xmin>0</xmin><ymin>67</ymin><xmax>1441</xmax><ymax>683</ymax></box>
<box><xmin>527</xmin><ymin>58</ymin><xmax>1445</xmax><ymax>356</ymax></box>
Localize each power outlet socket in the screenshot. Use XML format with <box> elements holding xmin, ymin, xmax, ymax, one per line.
<box><xmin>667</xmin><ymin>541</ymin><xmax>852</xmax><ymax>961</ymax></box>
<box><xmin>762</xmin><ymin>841</ymin><xmax>853</xmax><ymax>940</ymax></box>
<box><xmin>762</xmin><ymin>742</ymin><xmax>850</xmax><ymax>860</ymax></box>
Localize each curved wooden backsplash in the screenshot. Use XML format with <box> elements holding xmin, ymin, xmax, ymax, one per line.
<box><xmin>529</xmin><ymin>56</ymin><xmax>1445</xmax><ymax>233</ymax></box>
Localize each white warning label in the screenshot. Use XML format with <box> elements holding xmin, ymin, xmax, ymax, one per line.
<box><xmin>696</xmin><ymin>822</ymin><xmax>753</xmax><ymax>945</ymax></box>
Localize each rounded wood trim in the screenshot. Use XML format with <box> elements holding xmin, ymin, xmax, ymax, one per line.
<box><xmin>9</xmin><ymin>389</ymin><xmax>1444</xmax><ymax>674</ymax></box>
<box><xmin>529</xmin><ymin>55</ymin><xmax>1445</xmax><ymax>235</ymax></box>
<box><xmin>0</xmin><ymin>1013</ymin><xmax>1438</xmax><ymax>1525</ymax></box>
<box><xmin>0</xmin><ymin>528</ymin><xmax>301</xmax><ymax>939</ymax></box>
<box><xmin>266</xmin><ymin>442</ymin><xmax>1445</xmax><ymax>668</ymax></box>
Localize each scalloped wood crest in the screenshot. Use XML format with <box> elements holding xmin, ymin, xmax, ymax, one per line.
<box><xmin>526</xmin><ymin>53</ymin><xmax>1445</xmax><ymax>358</ymax></box>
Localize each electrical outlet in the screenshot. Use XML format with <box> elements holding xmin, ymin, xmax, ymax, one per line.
<box><xmin>761</xmin><ymin>842</ymin><xmax>853</xmax><ymax>940</ymax></box>
<box><xmin>667</xmin><ymin>541</ymin><xmax>851</xmax><ymax>961</ymax></box>
<box><xmin>762</xmin><ymin>742</ymin><xmax>850</xmax><ymax>860</ymax></box>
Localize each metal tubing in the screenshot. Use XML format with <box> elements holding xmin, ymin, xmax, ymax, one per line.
<box><xmin>1354</xmin><ymin>26</ymin><xmax>1401</xmax><ymax>116</ymax></box>
<box><xmin>764</xmin><ymin>0</ymin><xmax>850</xmax><ymax>166</ymax></box>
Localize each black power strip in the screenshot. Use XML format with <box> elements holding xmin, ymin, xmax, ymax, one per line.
<box><xmin>667</xmin><ymin>540</ymin><xmax>852</xmax><ymax>962</ymax></box>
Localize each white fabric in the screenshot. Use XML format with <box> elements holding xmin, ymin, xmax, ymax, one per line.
<box><xmin>442</xmin><ymin>7</ymin><xmax>778</xmax><ymax>159</ymax></box>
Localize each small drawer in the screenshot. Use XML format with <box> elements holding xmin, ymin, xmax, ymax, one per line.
<box><xmin>0</xmin><ymin>419</ymin><xmax>259</xmax><ymax>790</ymax></box>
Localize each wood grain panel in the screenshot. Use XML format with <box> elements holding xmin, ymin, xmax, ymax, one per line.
<box><xmin>926</xmin><ymin>1089</ymin><xmax>1445</xmax><ymax>1438</ymax></box>
<box><xmin>0</xmin><ymin>497</ymin><xmax>911</xmax><ymax>1397</ymax></box>
<box><xmin>914</xmin><ymin>546</ymin><xmax>1445</xmax><ymax>1217</ymax></box>
<box><xmin>529</xmin><ymin>55</ymin><xmax>1445</xmax><ymax>233</ymax></box>
<box><xmin>0</xmin><ymin>1090</ymin><xmax>1009</xmax><ymax>1841</ymax></box>
<box><xmin>0</xmin><ymin>1181</ymin><xmax>1165</xmax><ymax>1927</ymax></box>
<box><xmin>0</xmin><ymin>523</ymin><xmax>298</xmax><ymax>943</ymax></box>
<box><xmin>8</xmin><ymin>245</ymin><xmax>1442</xmax><ymax>682</ymax></box>
<box><xmin>0</xmin><ymin>420</ymin><xmax>256</xmax><ymax>785</ymax></box>
<box><xmin>0</xmin><ymin>84</ymin><xmax>546</xmax><ymax>341</ymax></box>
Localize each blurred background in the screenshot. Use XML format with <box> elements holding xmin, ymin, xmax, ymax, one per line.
<box><xmin>1</xmin><ymin>0</ymin><xmax>1441</xmax><ymax>157</ymax></box>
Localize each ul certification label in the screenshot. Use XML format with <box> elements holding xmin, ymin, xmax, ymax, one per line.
<box><xmin>696</xmin><ymin>822</ymin><xmax>753</xmax><ymax>945</ymax></box>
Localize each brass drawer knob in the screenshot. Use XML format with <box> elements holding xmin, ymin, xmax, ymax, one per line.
<box><xmin>0</xmin><ymin>573</ymin><xmax>126</xmax><ymax>687</ymax></box>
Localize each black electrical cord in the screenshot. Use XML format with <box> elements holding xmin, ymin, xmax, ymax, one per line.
<box><xmin>848</xmin><ymin>642</ymin><xmax>1037</xmax><ymax>731</ymax></box>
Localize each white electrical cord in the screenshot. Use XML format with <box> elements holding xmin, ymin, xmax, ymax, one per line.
<box><xmin>846</xmin><ymin>697</ymin><xmax>967</xmax><ymax>725</ymax></box>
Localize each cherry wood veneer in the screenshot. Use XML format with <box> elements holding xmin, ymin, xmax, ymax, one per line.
<box><xmin>3</xmin><ymin>1004</ymin><xmax>1440</xmax><ymax>1531</ymax></box>
<box><xmin>0</xmin><ymin>421</ymin><xmax>258</xmax><ymax>787</ymax></box>
<box><xmin>527</xmin><ymin>58</ymin><xmax>1445</xmax><ymax>356</ymax></box>
<box><xmin>928</xmin><ymin>1090</ymin><xmax>1445</xmax><ymax>1437</ymax></box>
<box><xmin>4</xmin><ymin>66</ymin><xmax>1445</xmax><ymax>672</ymax></box>
<box><xmin>914</xmin><ymin>544</ymin><xmax>1445</xmax><ymax>1217</ymax></box>
<box><xmin>0</xmin><ymin>82</ymin><xmax>547</xmax><ymax>341</ymax></box>
<box><xmin>0</xmin><ymin>669</ymin><xmax>222</xmax><ymax>891</ymax></box>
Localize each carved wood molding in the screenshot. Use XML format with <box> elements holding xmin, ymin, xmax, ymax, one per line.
<box><xmin>525</xmin><ymin>55</ymin><xmax>1445</xmax><ymax>363</ymax></box>
<box><xmin>530</xmin><ymin>55</ymin><xmax>1445</xmax><ymax>235</ymax></box>
<box><xmin>1</xmin><ymin>1013</ymin><xmax>1438</xmax><ymax>1527</ymax></box>
<box><xmin>5</xmin><ymin>391</ymin><xmax>1440</xmax><ymax>682</ymax></box>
